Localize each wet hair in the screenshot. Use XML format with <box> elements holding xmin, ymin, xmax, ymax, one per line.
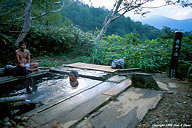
<box><xmin>69</xmin><ymin>70</ymin><xmax>78</xmax><ymax>77</ymax></box>
<box><xmin>19</xmin><ymin>41</ymin><xmax>27</xmax><ymax>46</ymax></box>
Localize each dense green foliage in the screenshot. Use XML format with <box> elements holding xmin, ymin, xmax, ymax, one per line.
<box><xmin>91</xmin><ymin>29</ymin><xmax>192</xmax><ymax>80</ymax></box>
<box><xmin>0</xmin><ymin>21</ymin><xmax>95</xmax><ymax>66</ymax></box>
<box><xmin>0</xmin><ymin>1</ymin><xmax>191</xmax><ymax>81</ymax></box>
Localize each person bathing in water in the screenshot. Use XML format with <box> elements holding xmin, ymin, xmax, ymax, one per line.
<box><xmin>69</xmin><ymin>70</ymin><xmax>79</xmax><ymax>88</ymax></box>
<box><xmin>15</xmin><ymin>41</ymin><xmax>38</xmax><ymax>72</ymax></box>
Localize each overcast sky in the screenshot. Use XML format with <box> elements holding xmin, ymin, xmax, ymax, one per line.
<box><xmin>82</xmin><ymin>0</ymin><xmax>192</xmax><ymax>21</ymax></box>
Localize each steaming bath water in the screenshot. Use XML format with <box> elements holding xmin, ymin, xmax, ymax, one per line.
<box><xmin>0</xmin><ymin>73</ymin><xmax>102</xmax><ymax>106</ymax></box>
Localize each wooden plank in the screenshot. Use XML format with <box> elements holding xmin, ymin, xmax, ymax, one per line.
<box><xmin>103</xmin><ymin>79</ymin><xmax>132</xmax><ymax>96</ymax></box>
<box><xmin>0</xmin><ymin>95</ymin><xmax>26</xmax><ymax>103</ymax></box>
<box><xmin>118</xmin><ymin>72</ymin><xmax>141</xmax><ymax>76</ymax></box>
<box><xmin>49</xmin><ymin>67</ymin><xmax>110</xmax><ymax>80</ymax></box>
<box><xmin>76</xmin><ymin>87</ymin><xmax>162</xmax><ymax>128</ymax></box>
<box><xmin>51</xmin><ymin>94</ymin><xmax>111</xmax><ymax>128</ymax></box>
<box><xmin>0</xmin><ymin>72</ymin><xmax>48</xmax><ymax>85</ymax></box>
<box><xmin>116</xmin><ymin>68</ymin><xmax>141</xmax><ymax>72</ymax></box>
<box><xmin>64</xmin><ymin>62</ymin><xmax>117</xmax><ymax>73</ymax></box>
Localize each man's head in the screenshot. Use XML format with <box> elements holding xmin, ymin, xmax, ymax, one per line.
<box><xmin>69</xmin><ymin>70</ymin><xmax>78</xmax><ymax>82</ymax></box>
<box><xmin>19</xmin><ymin>41</ymin><xmax>27</xmax><ymax>50</ymax></box>
<box><xmin>69</xmin><ymin>70</ymin><xmax>79</xmax><ymax>88</ymax></box>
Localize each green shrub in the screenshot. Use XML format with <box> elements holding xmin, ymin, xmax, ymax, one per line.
<box><xmin>177</xmin><ymin>60</ymin><xmax>192</xmax><ymax>80</ymax></box>
<box><xmin>0</xmin><ymin>23</ymin><xmax>95</xmax><ymax>66</ymax></box>
<box><xmin>91</xmin><ymin>32</ymin><xmax>192</xmax><ymax>81</ymax></box>
<box><xmin>26</xmin><ymin>25</ymin><xmax>95</xmax><ymax>56</ymax></box>
<box><xmin>38</xmin><ymin>58</ymin><xmax>60</xmax><ymax>67</ymax></box>
<box><xmin>91</xmin><ymin>33</ymin><xmax>172</xmax><ymax>72</ymax></box>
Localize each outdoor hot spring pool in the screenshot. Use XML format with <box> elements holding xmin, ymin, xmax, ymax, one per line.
<box><xmin>0</xmin><ymin>72</ymin><xmax>102</xmax><ymax>106</ymax></box>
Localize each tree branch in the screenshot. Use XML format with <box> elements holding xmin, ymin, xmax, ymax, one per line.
<box><xmin>32</xmin><ymin>1</ymin><xmax>74</xmax><ymax>20</ymax></box>
<box><xmin>102</xmin><ymin>0</ymin><xmax>118</xmax><ymax>26</ymax></box>
<box><xmin>111</xmin><ymin>0</ymin><xmax>123</xmax><ymax>17</ymax></box>
<box><xmin>111</xmin><ymin>0</ymin><xmax>150</xmax><ymax>23</ymax></box>
<box><xmin>142</xmin><ymin>4</ymin><xmax>168</xmax><ymax>9</ymax></box>
<box><xmin>111</xmin><ymin>9</ymin><xmax>128</xmax><ymax>23</ymax></box>
<box><xmin>0</xmin><ymin>9</ymin><xmax>18</xmax><ymax>17</ymax></box>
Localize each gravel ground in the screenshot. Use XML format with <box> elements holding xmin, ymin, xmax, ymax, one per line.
<box><xmin>138</xmin><ymin>72</ymin><xmax>192</xmax><ymax>128</ymax></box>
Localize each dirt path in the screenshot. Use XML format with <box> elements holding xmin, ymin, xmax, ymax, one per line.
<box><xmin>138</xmin><ymin>72</ymin><xmax>192</xmax><ymax>128</ymax></box>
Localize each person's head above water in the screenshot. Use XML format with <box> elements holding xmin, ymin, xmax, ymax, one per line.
<box><xmin>69</xmin><ymin>70</ymin><xmax>79</xmax><ymax>88</ymax></box>
<box><xmin>69</xmin><ymin>70</ymin><xmax>78</xmax><ymax>78</ymax></box>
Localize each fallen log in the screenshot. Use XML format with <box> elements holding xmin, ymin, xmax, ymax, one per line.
<box><xmin>0</xmin><ymin>96</ymin><xmax>26</xmax><ymax>103</ymax></box>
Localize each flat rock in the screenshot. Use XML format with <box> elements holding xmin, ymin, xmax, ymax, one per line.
<box><xmin>157</xmin><ymin>81</ymin><xmax>169</xmax><ymax>91</ymax></box>
<box><xmin>168</xmin><ymin>83</ymin><xmax>177</xmax><ymax>88</ymax></box>
<box><xmin>131</xmin><ymin>73</ymin><xmax>159</xmax><ymax>90</ymax></box>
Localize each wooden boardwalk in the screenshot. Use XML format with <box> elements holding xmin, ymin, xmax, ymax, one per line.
<box><xmin>0</xmin><ymin>72</ymin><xmax>48</xmax><ymax>85</ymax></box>
<box><xmin>14</xmin><ymin>62</ymin><xmax>163</xmax><ymax>128</ymax></box>
<box><xmin>77</xmin><ymin>87</ymin><xmax>162</xmax><ymax>128</ymax></box>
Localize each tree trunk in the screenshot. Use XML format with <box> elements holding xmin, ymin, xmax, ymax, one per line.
<box><xmin>95</xmin><ymin>0</ymin><xmax>123</xmax><ymax>41</ymax></box>
<box><xmin>95</xmin><ymin>20</ymin><xmax>111</xmax><ymax>41</ymax></box>
<box><xmin>15</xmin><ymin>0</ymin><xmax>32</xmax><ymax>46</ymax></box>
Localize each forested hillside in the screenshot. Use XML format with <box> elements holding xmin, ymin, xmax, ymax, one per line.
<box><xmin>42</xmin><ymin>2</ymin><xmax>160</xmax><ymax>42</ymax></box>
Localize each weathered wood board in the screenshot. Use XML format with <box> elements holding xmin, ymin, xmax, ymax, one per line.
<box><xmin>77</xmin><ymin>87</ymin><xmax>162</xmax><ymax>128</ymax></box>
<box><xmin>51</xmin><ymin>94</ymin><xmax>111</xmax><ymax>128</ymax></box>
<box><xmin>0</xmin><ymin>72</ymin><xmax>48</xmax><ymax>85</ymax></box>
<box><xmin>49</xmin><ymin>67</ymin><xmax>110</xmax><ymax>80</ymax></box>
<box><xmin>103</xmin><ymin>79</ymin><xmax>132</xmax><ymax>96</ymax></box>
<box><xmin>64</xmin><ymin>62</ymin><xmax>117</xmax><ymax>73</ymax></box>
<box><xmin>116</xmin><ymin>68</ymin><xmax>141</xmax><ymax>74</ymax></box>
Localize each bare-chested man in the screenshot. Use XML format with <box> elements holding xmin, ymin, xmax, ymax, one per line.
<box><xmin>15</xmin><ymin>41</ymin><xmax>38</xmax><ymax>72</ymax></box>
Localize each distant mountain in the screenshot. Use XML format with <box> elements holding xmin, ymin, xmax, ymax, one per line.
<box><xmin>141</xmin><ymin>15</ymin><xmax>192</xmax><ymax>32</ymax></box>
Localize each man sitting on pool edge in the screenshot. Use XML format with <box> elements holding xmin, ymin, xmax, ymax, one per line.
<box><xmin>69</xmin><ymin>70</ymin><xmax>79</xmax><ymax>88</ymax></box>
<box><xmin>15</xmin><ymin>41</ymin><xmax>38</xmax><ymax>72</ymax></box>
